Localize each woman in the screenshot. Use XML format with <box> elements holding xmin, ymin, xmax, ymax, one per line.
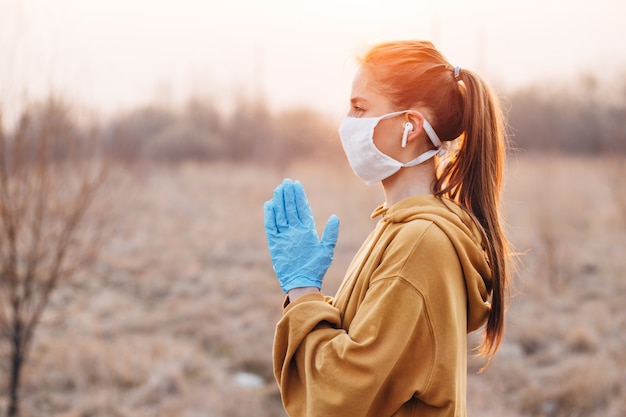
<box><xmin>263</xmin><ymin>40</ymin><xmax>512</xmax><ymax>417</ymax></box>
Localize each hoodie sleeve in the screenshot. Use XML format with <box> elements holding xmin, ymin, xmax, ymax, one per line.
<box><xmin>273</xmin><ymin>274</ymin><xmax>435</xmax><ymax>417</ymax></box>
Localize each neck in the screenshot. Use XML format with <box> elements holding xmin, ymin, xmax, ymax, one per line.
<box><xmin>381</xmin><ymin>160</ymin><xmax>436</xmax><ymax>206</ymax></box>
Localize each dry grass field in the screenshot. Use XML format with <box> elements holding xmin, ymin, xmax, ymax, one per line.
<box><xmin>2</xmin><ymin>154</ymin><xmax>625</xmax><ymax>417</ymax></box>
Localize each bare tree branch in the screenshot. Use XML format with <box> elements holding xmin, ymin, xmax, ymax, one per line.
<box><xmin>0</xmin><ymin>99</ymin><xmax>110</xmax><ymax>417</ymax></box>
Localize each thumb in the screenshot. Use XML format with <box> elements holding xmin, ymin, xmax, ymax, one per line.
<box><xmin>320</xmin><ymin>214</ymin><xmax>340</xmax><ymax>249</ymax></box>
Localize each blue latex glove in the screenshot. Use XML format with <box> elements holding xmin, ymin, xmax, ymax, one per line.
<box><xmin>263</xmin><ymin>179</ymin><xmax>340</xmax><ymax>293</ymax></box>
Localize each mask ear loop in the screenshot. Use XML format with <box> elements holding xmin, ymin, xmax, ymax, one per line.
<box><xmin>422</xmin><ymin>119</ymin><xmax>442</xmax><ymax>148</ymax></box>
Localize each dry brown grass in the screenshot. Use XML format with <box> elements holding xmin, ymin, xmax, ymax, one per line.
<box><xmin>1</xmin><ymin>154</ymin><xmax>625</xmax><ymax>417</ymax></box>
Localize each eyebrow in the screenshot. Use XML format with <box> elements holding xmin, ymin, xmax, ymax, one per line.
<box><xmin>350</xmin><ymin>96</ymin><xmax>369</xmax><ymax>104</ymax></box>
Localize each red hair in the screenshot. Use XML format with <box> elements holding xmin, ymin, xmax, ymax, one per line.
<box><xmin>360</xmin><ymin>40</ymin><xmax>511</xmax><ymax>366</ymax></box>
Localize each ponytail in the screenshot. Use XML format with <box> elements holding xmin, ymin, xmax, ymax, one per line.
<box><xmin>433</xmin><ymin>69</ymin><xmax>510</xmax><ymax>366</ymax></box>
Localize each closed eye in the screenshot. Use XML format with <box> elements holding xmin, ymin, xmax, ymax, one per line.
<box><xmin>351</xmin><ymin>105</ymin><xmax>365</xmax><ymax>115</ymax></box>
<box><xmin>349</xmin><ymin>96</ymin><xmax>368</xmax><ymax>116</ymax></box>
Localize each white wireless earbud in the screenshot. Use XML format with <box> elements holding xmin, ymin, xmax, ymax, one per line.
<box><xmin>401</xmin><ymin>122</ymin><xmax>414</xmax><ymax>148</ymax></box>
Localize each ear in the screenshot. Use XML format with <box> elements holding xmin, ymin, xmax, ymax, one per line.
<box><xmin>403</xmin><ymin>111</ymin><xmax>426</xmax><ymax>145</ymax></box>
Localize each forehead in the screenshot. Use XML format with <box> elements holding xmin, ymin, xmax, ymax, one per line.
<box><xmin>350</xmin><ymin>68</ymin><xmax>372</xmax><ymax>96</ymax></box>
<box><xmin>350</xmin><ymin>67</ymin><xmax>390</xmax><ymax>105</ymax></box>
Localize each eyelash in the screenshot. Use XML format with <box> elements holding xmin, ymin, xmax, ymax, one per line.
<box><xmin>352</xmin><ymin>105</ymin><xmax>365</xmax><ymax>113</ymax></box>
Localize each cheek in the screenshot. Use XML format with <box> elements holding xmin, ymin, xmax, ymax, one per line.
<box><xmin>373</xmin><ymin>123</ymin><xmax>400</xmax><ymax>155</ymax></box>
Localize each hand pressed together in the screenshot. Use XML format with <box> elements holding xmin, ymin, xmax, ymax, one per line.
<box><xmin>263</xmin><ymin>179</ymin><xmax>340</xmax><ymax>294</ymax></box>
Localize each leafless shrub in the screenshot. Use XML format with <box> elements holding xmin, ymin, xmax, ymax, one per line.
<box><xmin>506</xmin><ymin>73</ymin><xmax>626</xmax><ymax>156</ymax></box>
<box><xmin>102</xmin><ymin>105</ymin><xmax>177</xmax><ymax>165</ymax></box>
<box><xmin>143</xmin><ymin>123</ymin><xmax>221</xmax><ymax>163</ymax></box>
<box><xmin>0</xmin><ymin>99</ymin><xmax>109</xmax><ymax>417</ymax></box>
<box><xmin>98</xmin><ymin>97</ymin><xmax>341</xmax><ymax>168</ymax></box>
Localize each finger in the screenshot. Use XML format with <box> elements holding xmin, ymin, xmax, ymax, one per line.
<box><xmin>263</xmin><ymin>200</ymin><xmax>278</xmax><ymax>235</ymax></box>
<box><xmin>282</xmin><ymin>179</ymin><xmax>301</xmax><ymax>226</ymax></box>
<box><xmin>293</xmin><ymin>180</ymin><xmax>315</xmax><ymax>230</ymax></box>
<box><xmin>321</xmin><ymin>215</ymin><xmax>340</xmax><ymax>248</ymax></box>
<box><xmin>273</xmin><ymin>181</ymin><xmax>288</xmax><ymax>229</ymax></box>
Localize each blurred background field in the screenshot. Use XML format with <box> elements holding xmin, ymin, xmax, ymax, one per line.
<box><xmin>1</xmin><ymin>91</ymin><xmax>625</xmax><ymax>416</ymax></box>
<box><xmin>2</xmin><ymin>1</ymin><xmax>626</xmax><ymax>416</ymax></box>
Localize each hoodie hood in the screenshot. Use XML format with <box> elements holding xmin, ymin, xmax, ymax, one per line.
<box><xmin>372</xmin><ymin>194</ymin><xmax>492</xmax><ymax>332</ymax></box>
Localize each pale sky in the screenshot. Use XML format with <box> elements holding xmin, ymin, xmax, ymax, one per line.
<box><xmin>1</xmin><ymin>0</ymin><xmax>625</xmax><ymax>126</ymax></box>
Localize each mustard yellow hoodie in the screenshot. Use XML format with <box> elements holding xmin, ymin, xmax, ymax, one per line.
<box><xmin>273</xmin><ymin>195</ymin><xmax>492</xmax><ymax>417</ymax></box>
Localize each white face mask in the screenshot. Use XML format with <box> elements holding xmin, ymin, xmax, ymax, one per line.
<box><xmin>338</xmin><ymin>110</ymin><xmax>443</xmax><ymax>184</ymax></box>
